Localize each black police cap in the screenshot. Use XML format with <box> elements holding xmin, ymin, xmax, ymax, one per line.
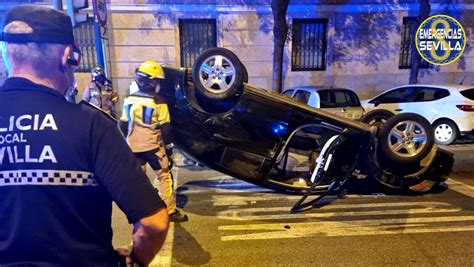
<box><xmin>0</xmin><ymin>5</ymin><xmax>75</xmax><ymax>46</ymax></box>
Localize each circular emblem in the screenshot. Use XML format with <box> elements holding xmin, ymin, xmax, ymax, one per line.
<box><xmin>415</xmin><ymin>15</ymin><xmax>466</xmax><ymax>66</ymax></box>
<box><xmin>93</xmin><ymin>0</ymin><xmax>107</xmax><ymax>27</ymax></box>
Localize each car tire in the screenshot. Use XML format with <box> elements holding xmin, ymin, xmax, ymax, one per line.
<box><xmin>378</xmin><ymin>113</ymin><xmax>434</xmax><ymax>164</ymax></box>
<box><xmin>432</xmin><ymin>120</ymin><xmax>458</xmax><ymax>145</ymax></box>
<box><xmin>360</xmin><ymin>109</ymin><xmax>394</xmax><ymax>127</ymax></box>
<box><xmin>192</xmin><ymin>47</ymin><xmax>244</xmax><ymax>101</ymax></box>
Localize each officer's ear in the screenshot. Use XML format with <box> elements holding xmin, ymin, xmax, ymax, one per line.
<box><xmin>59</xmin><ymin>46</ymin><xmax>72</xmax><ymax>73</ymax></box>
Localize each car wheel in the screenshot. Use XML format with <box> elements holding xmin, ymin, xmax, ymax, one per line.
<box><xmin>432</xmin><ymin>120</ymin><xmax>458</xmax><ymax>145</ymax></box>
<box><xmin>360</xmin><ymin>109</ymin><xmax>394</xmax><ymax>127</ymax></box>
<box><xmin>192</xmin><ymin>47</ymin><xmax>244</xmax><ymax>101</ymax></box>
<box><xmin>378</xmin><ymin>113</ymin><xmax>434</xmax><ymax>164</ymax></box>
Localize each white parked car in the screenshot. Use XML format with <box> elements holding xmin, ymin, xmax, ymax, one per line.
<box><xmin>282</xmin><ymin>86</ymin><xmax>364</xmax><ymax>120</ymax></box>
<box><xmin>361</xmin><ymin>84</ymin><xmax>474</xmax><ymax>145</ymax></box>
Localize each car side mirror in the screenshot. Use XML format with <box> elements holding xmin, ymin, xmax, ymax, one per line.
<box><xmin>373</xmin><ymin>100</ymin><xmax>380</xmax><ymax>107</ymax></box>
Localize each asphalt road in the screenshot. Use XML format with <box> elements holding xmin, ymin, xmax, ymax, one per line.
<box><xmin>112</xmin><ymin>142</ymin><xmax>474</xmax><ymax>266</ymax></box>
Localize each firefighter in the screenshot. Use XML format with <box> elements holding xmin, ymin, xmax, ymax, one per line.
<box><xmin>119</xmin><ymin>61</ymin><xmax>188</xmax><ymax>222</ymax></box>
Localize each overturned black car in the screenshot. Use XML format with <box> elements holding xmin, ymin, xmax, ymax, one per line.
<box><xmin>159</xmin><ymin>48</ymin><xmax>453</xmax><ymax>210</ymax></box>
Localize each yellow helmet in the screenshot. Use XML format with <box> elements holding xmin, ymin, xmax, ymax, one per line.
<box><xmin>136</xmin><ymin>61</ymin><xmax>165</xmax><ymax>79</ymax></box>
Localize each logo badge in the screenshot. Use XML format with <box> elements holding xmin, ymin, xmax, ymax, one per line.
<box><xmin>415</xmin><ymin>15</ymin><xmax>466</xmax><ymax>66</ymax></box>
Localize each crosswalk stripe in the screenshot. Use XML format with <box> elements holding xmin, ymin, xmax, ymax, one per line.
<box><xmin>217</xmin><ymin>203</ymin><xmax>461</xmax><ymax>221</ymax></box>
<box><xmin>211</xmin><ymin>194</ymin><xmax>416</xmax><ymax>206</ymax></box>
<box><xmin>219</xmin><ymin>216</ymin><xmax>474</xmax><ymax>241</ymax></box>
<box><xmin>447</xmin><ymin>179</ymin><xmax>474</xmax><ymax>198</ymax></box>
<box><xmin>148</xmin><ymin>166</ymin><xmax>180</xmax><ymax>267</ymax></box>
<box><xmin>149</xmin><ymin>222</ymin><xmax>174</xmax><ymax>267</ymax></box>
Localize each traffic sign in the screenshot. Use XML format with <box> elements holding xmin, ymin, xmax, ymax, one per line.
<box><xmin>92</xmin><ymin>0</ymin><xmax>107</xmax><ymax>27</ymax></box>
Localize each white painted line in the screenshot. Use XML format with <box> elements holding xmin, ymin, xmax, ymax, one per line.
<box><xmin>149</xmin><ymin>222</ymin><xmax>174</xmax><ymax>267</ymax></box>
<box><xmin>217</xmin><ymin>202</ymin><xmax>461</xmax><ymax>221</ymax></box>
<box><xmin>148</xmin><ymin>166</ymin><xmax>181</xmax><ymax>267</ymax></box>
<box><xmin>211</xmin><ymin>194</ymin><xmax>382</xmax><ymax>206</ymax></box>
<box><xmin>448</xmin><ymin>179</ymin><xmax>474</xmax><ymax>198</ymax></box>
<box><xmin>219</xmin><ymin>216</ymin><xmax>474</xmax><ymax>241</ymax></box>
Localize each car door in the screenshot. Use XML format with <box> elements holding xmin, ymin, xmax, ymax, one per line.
<box><xmin>367</xmin><ymin>86</ymin><xmax>415</xmax><ymax>114</ymax></box>
<box><xmin>317</xmin><ymin>90</ymin><xmax>363</xmax><ymax>119</ymax></box>
<box><xmin>338</xmin><ymin>90</ymin><xmax>364</xmax><ymax>119</ymax></box>
<box><xmin>397</xmin><ymin>87</ymin><xmax>448</xmax><ymax>121</ymax></box>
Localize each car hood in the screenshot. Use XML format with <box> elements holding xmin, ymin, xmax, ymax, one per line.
<box><xmin>360</xmin><ymin>99</ymin><xmax>371</xmax><ymax>107</ymax></box>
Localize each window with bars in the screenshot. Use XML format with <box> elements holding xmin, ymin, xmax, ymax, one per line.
<box><xmin>291</xmin><ymin>19</ymin><xmax>328</xmax><ymax>71</ymax></box>
<box><xmin>73</xmin><ymin>20</ymin><xmax>97</xmax><ymax>72</ymax></box>
<box><xmin>179</xmin><ymin>19</ymin><xmax>217</xmax><ymax>68</ymax></box>
<box><xmin>399</xmin><ymin>17</ymin><xmax>430</xmax><ymax>69</ymax></box>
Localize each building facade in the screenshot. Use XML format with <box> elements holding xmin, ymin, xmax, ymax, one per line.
<box><xmin>1</xmin><ymin>0</ymin><xmax>473</xmax><ymax>104</ymax></box>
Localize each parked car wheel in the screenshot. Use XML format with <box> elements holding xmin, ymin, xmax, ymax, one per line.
<box><xmin>192</xmin><ymin>47</ymin><xmax>244</xmax><ymax>101</ymax></box>
<box><xmin>378</xmin><ymin>113</ymin><xmax>434</xmax><ymax>164</ymax></box>
<box><xmin>360</xmin><ymin>109</ymin><xmax>394</xmax><ymax>126</ymax></box>
<box><xmin>432</xmin><ymin>120</ymin><xmax>458</xmax><ymax>145</ymax></box>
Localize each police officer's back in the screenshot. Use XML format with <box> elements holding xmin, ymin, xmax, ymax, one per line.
<box><xmin>0</xmin><ymin>6</ymin><xmax>169</xmax><ymax>265</ymax></box>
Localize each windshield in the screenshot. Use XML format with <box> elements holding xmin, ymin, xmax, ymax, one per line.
<box><xmin>460</xmin><ymin>88</ymin><xmax>474</xmax><ymax>100</ymax></box>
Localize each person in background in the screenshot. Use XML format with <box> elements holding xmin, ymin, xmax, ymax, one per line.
<box><xmin>82</xmin><ymin>65</ymin><xmax>119</xmax><ymax>118</ymax></box>
<box><xmin>119</xmin><ymin>61</ymin><xmax>188</xmax><ymax>223</ymax></box>
<box><xmin>0</xmin><ymin>5</ymin><xmax>169</xmax><ymax>265</ymax></box>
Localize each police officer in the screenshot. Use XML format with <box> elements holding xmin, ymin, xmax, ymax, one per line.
<box><xmin>0</xmin><ymin>6</ymin><xmax>168</xmax><ymax>265</ymax></box>
<box><xmin>83</xmin><ymin>65</ymin><xmax>119</xmax><ymax>118</ymax></box>
<box><xmin>119</xmin><ymin>61</ymin><xmax>188</xmax><ymax>222</ymax></box>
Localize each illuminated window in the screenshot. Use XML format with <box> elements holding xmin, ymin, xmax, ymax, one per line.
<box><xmin>399</xmin><ymin>17</ymin><xmax>430</xmax><ymax>69</ymax></box>
<box><xmin>291</xmin><ymin>19</ymin><xmax>327</xmax><ymax>71</ymax></box>
<box><xmin>179</xmin><ymin>19</ymin><xmax>217</xmax><ymax>68</ymax></box>
<box><xmin>73</xmin><ymin>20</ymin><xmax>98</xmax><ymax>72</ymax></box>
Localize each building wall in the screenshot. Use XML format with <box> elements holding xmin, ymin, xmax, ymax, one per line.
<box><xmin>0</xmin><ymin>1</ymin><xmax>473</xmax><ymax>106</ymax></box>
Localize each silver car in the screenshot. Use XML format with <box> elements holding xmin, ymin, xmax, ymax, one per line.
<box><xmin>283</xmin><ymin>86</ymin><xmax>365</xmax><ymax>120</ymax></box>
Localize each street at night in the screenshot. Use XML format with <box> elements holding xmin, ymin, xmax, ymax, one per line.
<box><xmin>1</xmin><ymin>1</ymin><xmax>474</xmax><ymax>265</ymax></box>
<box><xmin>112</xmin><ymin>141</ymin><xmax>474</xmax><ymax>266</ymax></box>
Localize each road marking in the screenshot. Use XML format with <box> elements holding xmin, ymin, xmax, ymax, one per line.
<box><xmin>218</xmin><ymin>216</ymin><xmax>474</xmax><ymax>241</ymax></box>
<box><xmin>217</xmin><ymin>202</ymin><xmax>461</xmax><ymax>221</ymax></box>
<box><xmin>150</xmin><ymin>222</ymin><xmax>174</xmax><ymax>267</ymax></box>
<box><xmin>148</xmin><ymin>166</ymin><xmax>181</xmax><ymax>267</ymax></box>
<box><xmin>447</xmin><ymin>178</ymin><xmax>474</xmax><ymax>198</ymax></box>
<box><xmin>212</xmin><ymin>194</ymin><xmax>383</xmax><ymax>206</ymax></box>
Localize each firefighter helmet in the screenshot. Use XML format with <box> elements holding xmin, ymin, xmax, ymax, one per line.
<box><xmin>135</xmin><ymin>61</ymin><xmax>165</xmax><ymax>92</ymax></box>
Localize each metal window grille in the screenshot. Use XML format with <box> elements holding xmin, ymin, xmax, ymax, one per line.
<box><xmin>291</xmin><ymin>19</ymin><xmax>328</xmax><ymax>71</ymax></box>
<box><xmin>179</xmin><ymin>19</ymin><xmax>217</xmax><ymax>68</ymax></box>
<box><xmin>73</xmin><ymin>20</ymin><xmax>97</xmax><ymax>72</ymax></box>
<box><xmin>399</xmin><ymin>17</ymin><xmax>430</xmax><ymax>69</ymax></box>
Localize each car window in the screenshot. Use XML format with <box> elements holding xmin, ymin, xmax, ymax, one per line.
<box><xmin>412</xmin><ymin>87</ymin><xmax>450</xmax><ymax>102</ymax></box>
<box><xmin>294</xmin><ymin>91</ymin><xmax>311</xmax><ymax>104</ymax></box>
<box><xmin>283</xmin><ymin>90</ymin><xmax>294</xmax><ymax>97</ymax></box>
<box><xmin>344</xmin><ymin>91</ymin><xmax>361</xmax><ymax>107</ymax></box>
<box><xmin>318</xmin><ymin>90</ymin><xmax>333</xmax><ymax>108</ymax></box>
<box><xmin>317</xmin><ymin>90</ymin><xmax>358</xmax><ymax>108</ymax></box>
<box><xmin>372</xmin><ymin>87</ymin><xmax>415</xmax><ymax>104</ymax></box>
<box><xmin>460</xmin><ymin>88</ymin><xmax>474</xmax><ymax>100</ymax></box>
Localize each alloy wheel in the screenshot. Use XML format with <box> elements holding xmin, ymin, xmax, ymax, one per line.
<box><xmin>198</xmin><ymin>55</ymin><xmax>236</xmax><ymax>94</ymax></box>
<box><xmin>387</xmin><ymin>120</ymin><xmax>428</xmax><ymax>158</ymax></box>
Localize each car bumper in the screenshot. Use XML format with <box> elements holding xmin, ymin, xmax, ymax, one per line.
<box><xmin>460</xmin><ymin>129</ymin><xmax>474</xmax><ymax>135</ymax></box>
<box><xmin>455</xmin><ymin>116</ymin><xmax>474</xmax><ymax>135</ymax></box>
